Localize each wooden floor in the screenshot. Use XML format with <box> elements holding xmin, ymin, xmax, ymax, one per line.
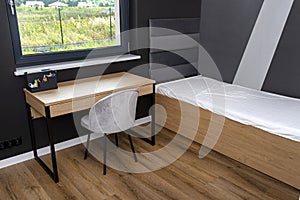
<box><xmin>0</xmin><ymin>128</ymin><xmax>299</xmax><ymax>200</ymax></box>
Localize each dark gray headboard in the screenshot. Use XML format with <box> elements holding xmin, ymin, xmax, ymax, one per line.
<box><xmin>149</xmin><ymin>18</ymin><xmax>201</xmax><ymax>83</ymax></box>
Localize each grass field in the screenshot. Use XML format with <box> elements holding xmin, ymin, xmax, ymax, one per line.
<box><xmin>16</xmin><ymin>6</ymin><xmax>117</xmax><ymax>54</ymax></box>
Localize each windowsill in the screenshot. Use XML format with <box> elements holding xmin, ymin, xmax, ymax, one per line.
<box><xmin>14</xmin><ymin>54</ymin><xmax>141</xmax><ymax>76</ymax></box>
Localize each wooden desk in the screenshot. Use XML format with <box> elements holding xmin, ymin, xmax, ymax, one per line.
<box><xmin>24</xmin><ymin>72</ymin><xmax>156</xmax><ymax>183</ymax></box>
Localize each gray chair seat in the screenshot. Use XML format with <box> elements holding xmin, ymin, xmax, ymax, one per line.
<box><xmin>80</xmin><ymin>115</ymin><xmax>105</xmax><ymax>137</ymax></box>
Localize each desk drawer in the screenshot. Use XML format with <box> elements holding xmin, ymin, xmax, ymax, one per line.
<box><xmin>138</xmin><ymin>84</ymin><xmax>153</xmax><ymax>96</ymax></box>
<box><xmin>50</xmin><ymin>93</ymin><xmax>109</xmax><ymax>117</ymax></box>
<box><xmin>50</xmin><ymin>84</ymin><xmax>153</xmax><ymax>118</ymax></box>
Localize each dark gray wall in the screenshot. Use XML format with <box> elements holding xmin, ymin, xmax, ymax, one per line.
<box><xmin>0</xmin><ymin>0</ymin><xmax>201</xmax><ymax>160</ymax></box>
<box><xmin>262</xmin><ymin>0</ymin><xmax>300</xmax><ymax>98</ymax></box>
<box><xmin>200</xmin><ymin>0</ymin><xmax>263</xmax><ymax>83</ymax></box>
<box><xmin>199</xmin><ymin>0</ymin><xmax>300</xmax><ymax>98</ymax></box>
<box><xmin>0</xmin><ymin>3</ymin><xmax>32</xmax><ymax>159</ymax></box>
<box><xmin>140</xmin><ymin>0</ymin><xmax>300</xmax><ymax>99</ymax></box>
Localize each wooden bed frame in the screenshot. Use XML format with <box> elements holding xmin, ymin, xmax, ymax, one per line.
<box><xmin>155</xmin><ymin>93</ymin><xmax>300</xmax><ymax>189</ymax></box>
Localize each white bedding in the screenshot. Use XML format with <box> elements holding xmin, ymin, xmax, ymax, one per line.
<box><xmin>156</xmin><ymin>75</ymin><xmax>300</xmax><ymax>142</ymax></box>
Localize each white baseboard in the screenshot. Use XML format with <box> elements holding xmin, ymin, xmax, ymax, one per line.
<box><xmin>0</xmin><ymin>134</ymin><xmax>101</xmax><ymax>169</ymax></box>
<box><xmin>0</xmin><ymin>116</ymin><xmax>151</xmax><ymax>169</ymax></box>
<box><xmin>135</xmin><ymin>116</ymin><xmax>151</xmax><ymax>126</ymax></box>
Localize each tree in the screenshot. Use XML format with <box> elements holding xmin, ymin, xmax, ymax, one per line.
<box><xmin>15</xmin><ymin>0</ymin><xmax>115</xmax><ymax>7</ymax></box>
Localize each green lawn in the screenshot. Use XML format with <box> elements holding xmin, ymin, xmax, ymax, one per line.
<box><xmin>16</xmin><ymin>6</ymin><xmax>117</xmax><ymax>54</ymax></box>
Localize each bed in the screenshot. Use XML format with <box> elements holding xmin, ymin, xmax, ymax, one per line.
<box><xmin>149</xmin><ymin>18</ymin><xmax>300</xmax><ymax>189</ymax></box>
<box><xmin>155</xmin><ymin>75</ymin><xmax>300</xmax><ymax>189</ymax></box>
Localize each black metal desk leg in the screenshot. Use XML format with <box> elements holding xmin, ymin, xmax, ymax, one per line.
<box><xmin>150</xmin><ymin>86</ymin><xmax>156</xmax><ymax>146</ymax></box>
<box><xmin>25</xmin><ymin>104</ymin><xmax>38</xmax><ymax>158</ymax></box>
<box><xmin>26</xmin><ymin>105</ymin><xmax>59</xmax><ymax>183</ymax></box>
<box><xmin>45</xmin><ymin>107</ymin><xmax>59</xmax><ymax>183</ymax></box>
<box><xmin>135</xmin><ymin>86</ymin><xmax>156</xmax><ymax>146</ymax></box>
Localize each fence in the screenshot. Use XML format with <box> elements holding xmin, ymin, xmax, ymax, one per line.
<box><xmin>16</xmin><ymin>7</ymin><xmax>116</xmax><ymax>54</ymax></box>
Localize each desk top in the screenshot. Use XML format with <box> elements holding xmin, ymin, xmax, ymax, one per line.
<box><xmin>24</xmin><ymin>72</ymin><xmax>155</xmax><ymax>107</ymax></box>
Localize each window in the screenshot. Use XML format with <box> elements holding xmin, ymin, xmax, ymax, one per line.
<box><xmin>7</xmin><ymin>0</ymin><xmax>129</xmax><ymax>67</ymax></box>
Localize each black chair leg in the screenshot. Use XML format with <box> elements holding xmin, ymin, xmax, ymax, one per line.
<box><xmin>115</xmin><ymin>133</ymin><xmax>119</xmax><ymax>147</ymax></box>
<box><xmin>128</xmin><ymin>135</ymin><xmax>137</xmax><ymax>162</ymax></box>
<box><xmin>84</xmin><ymin>133</ymin><xmax>91</xmax><ymax>160</ymax></box>
<box><xmin>103</xmin><ymin>134</ymin><xmax>107</xmax><ymax>175</ymax></box>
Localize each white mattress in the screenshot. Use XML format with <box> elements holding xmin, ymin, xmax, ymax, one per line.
<box><xmin>156</xmin><ymin>75</ymin><xmax>300</xmax><ymax>142</ymax></box>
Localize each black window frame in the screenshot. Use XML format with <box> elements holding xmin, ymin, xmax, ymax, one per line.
<box><xmin>6</xmin><ymin>0</ymin><xmax>130</xmax><ymax>68</ymax></box>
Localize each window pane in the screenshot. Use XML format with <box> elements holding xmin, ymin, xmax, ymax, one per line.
<box><xmin>15</xmin><ymin>0</ymin><xmax>120</xmax><ymax>55</ymax></box>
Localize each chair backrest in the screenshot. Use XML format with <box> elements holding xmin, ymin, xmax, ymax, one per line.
<box><xmin>88</xmin><ymin>89</ymin><xmax>138</xmax><ymax>134</ymax></box>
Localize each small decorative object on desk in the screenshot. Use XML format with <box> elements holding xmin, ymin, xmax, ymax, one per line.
<box><xmin>25</xmin><ymin>70</ymin><xmax>58</xmax><ymax>93</ymax></box>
